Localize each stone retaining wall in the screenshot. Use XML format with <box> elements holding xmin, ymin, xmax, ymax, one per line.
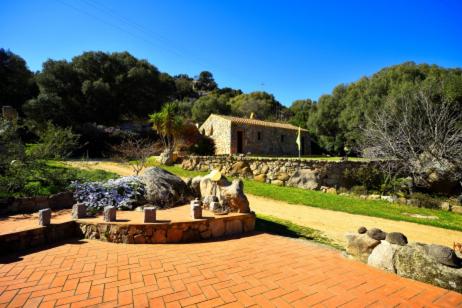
<box><xmin>0</xmin><ymin>221</ymin><xmax>78</xmax><ymax>252</ymax></box>
<box><xmin>182</xmin><ymin>155</ymin><xmax>377</xmax><ymax>189</ymax></box>
<box><xmin>77</xmin><ymin>213</ymin><xmax>256</xmax><ymax>244</ymax></box>
<box><xmin>0</xmin><ymin>192</ymin><xmax>74</xmax><ymax>216</ymax></box>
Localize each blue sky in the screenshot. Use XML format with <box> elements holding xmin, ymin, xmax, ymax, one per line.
<box><xmin>1</xmin><ymin>0</ymin><xmax>462</xmax><ymax>106</ymax></box>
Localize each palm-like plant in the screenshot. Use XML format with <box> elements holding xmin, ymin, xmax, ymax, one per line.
<box><xmin>149</xmin><ymin>103</ymin><xmax>184</xmax><ymax>153</ymax></box>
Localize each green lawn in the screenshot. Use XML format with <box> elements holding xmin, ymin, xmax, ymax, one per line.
<box><xmin>160</xmin><ymin>165</ymin><xmax>462</xmax><ymax>232</ymax></box>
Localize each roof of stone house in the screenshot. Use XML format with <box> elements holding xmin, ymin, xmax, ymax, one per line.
<box><xmin>209</xmin><ymin>114</ymin><xmax>309</xmax><ymax>132</ymax></box>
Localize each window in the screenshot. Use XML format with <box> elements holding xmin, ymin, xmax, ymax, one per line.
<box><xmin>257</xmin><ymin>131</ymin><xmax>261</xmax><ymax>141</ymax></box>
<box><xmin>281</xmin><ymin>135</ymin><xmax>285</xmax><ymax>142</ymax></box>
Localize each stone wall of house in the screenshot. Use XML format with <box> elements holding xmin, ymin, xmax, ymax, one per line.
<box><xmin>0</xmin><ymin>192</ymin><xmax>75</xmax><ymax>216</ymax></box>
<box><xmin>200</xmin><ymin>116</ymin><xmax>232</xmax><ymax>155</ymax></box>
<box><xmin>182</xmin><ymin>156</ymin><xmax>378</xmax><ymax>189</ymax></box>
<box><xmin>77</xmin><ymin>213</ymin><xmax>255</xmax><ymax>244</ymax></box>
<box><xmin>230</xmin><ymin>123</ymin><xmax>311</xmax><ymax>156</ymax></box>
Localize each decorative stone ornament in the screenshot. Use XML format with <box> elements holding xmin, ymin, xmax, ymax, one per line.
<box><xmin>144</xmin><ymin>207</ymin><xmax>157</xmax><ymax>223</ymax></box>
<box><xmin>72</xmin><ymin>203</ymin><xmax>86</xmax><ymax>219</ymax></box>
<box><xmin>38</xmin><ymin>208</ymin><xmax>51</xmax><ymax>226</ymax></box>
<box><xmin>104</xmin><ymin>206</ymin><xmax>116</xmax><ymax>222</ymax></box>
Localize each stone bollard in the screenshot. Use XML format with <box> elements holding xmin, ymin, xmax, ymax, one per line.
<box><xmin>144</xmin><ymin>207</ymin><xmax>156</xmax><ymax>223</ymax></box>
<box><xmin>190</xmin><ymin>198</ymin><xmax>202</xmax><ymax>209</ymax></box>
<box><xmin>104</xmin><ymin>206</ymin><xmax>116</xmax><ymax>222</ymax></box>
<box><xmin>191</xmin><ymin>205</ymin><xmax>202</xmax><ymax>219</ymax></box>
<box><xmin>38</xmin><ymin>208</ymin><xmax>51</xmax><ymax>226</ymax></box>
<box><xmin>72</xmin><ymin>203</ymin><xmax>86</xmax><ymax>219</ymax></box>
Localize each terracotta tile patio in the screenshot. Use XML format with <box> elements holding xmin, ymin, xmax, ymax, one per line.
<box><xmin>0</xmin><ymin>233</ymin><xmax>461</xmax><ymax>307</ymax></box>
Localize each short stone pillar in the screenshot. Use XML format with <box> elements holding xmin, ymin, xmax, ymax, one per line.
<box><xmin>104</xmin><ymin>206</ymin><xmax>116</xmax><ymax>222</ymax></box>
<box><xmin>144</xmin><ymin>207</ymin><xmax>156</xmax><ymax>223</ymax></box>
<box><xmin>38</xmin><ymin>208</ymin><xmax>51</xmax><ymax>226</ymax></box>
<box><xmin>191</xmin><ymin>205</ymin><xmax>202</xmax><ymax>219</ymax></box>
<box><xmin>190</xmin><ymin>198</ymin><xmax>202</xmax><ymax>209</ymax></box>
<box><xmin>72</xmin><ymin>203</ymin><xmax>86</xmax><ymax>219</ymax></box>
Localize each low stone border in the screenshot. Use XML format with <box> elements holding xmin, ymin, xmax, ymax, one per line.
<box><xmin>0</xmin><ymin>221</ymin><xmax>78</xmax><ymax>252</ymax></box>
<box><xmin>0</xmin><ymin>212</ymin><xmax>256</xmax><ymax>253</ymax></box>
<box><xmin>76</xmin><ymin>212</ymin><xmax>256</xmax><ymax>244</ymax></box>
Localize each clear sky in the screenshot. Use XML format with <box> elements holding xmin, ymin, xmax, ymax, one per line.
<box><xmin>1</xmin><ymin>0</ymin><xmax>462</xmax><ymax>106</ymax></box>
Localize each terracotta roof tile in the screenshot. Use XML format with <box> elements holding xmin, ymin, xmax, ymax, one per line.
<box><xmin>211</xmin><ymin>114</ymin><xmax>308</xmax><ymax>132</ymax></box>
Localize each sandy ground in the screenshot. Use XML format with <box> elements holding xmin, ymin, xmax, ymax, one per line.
<box><xmin>67</xmin><ymin>161</ymin><xmax>462</xmax><ymax>248</ymax></box>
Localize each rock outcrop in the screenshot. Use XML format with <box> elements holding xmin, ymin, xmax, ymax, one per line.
<box><xmin>220</xmin><ymin>179</ymin><xmax>250</xmax><ymax>213</ymax></box>
<box><xmin>385</xmin><ymin>232</ymin><xmax>408</xmax><ymax>246</ymax></box>
<box><xmin>395</xmin><ymin>243</ymin><xmax>462</xmax><ymax>292</ymax></box>
<box><xmin>346</xmin><ymin>233</ymin><xmax>381</xmax><ymax>263</ymax></box>
<box><xmin>368</xmin><ymin>240</ymin><xmax>401</xmax><ymax>273</ymax></box>
<box><xmin>286</xmin><ymin>169</ymin><xmax>319</xmax><ymax>190</ymax></box>
<box><xmin>366</xmin><ymin>228</ymin><xmax>387</xmax><ymax>241</ymax></box>
<box><xmin>141</xmin><ymin>167</ymin><xmax>193</xmax><ymax>208</ymax></box>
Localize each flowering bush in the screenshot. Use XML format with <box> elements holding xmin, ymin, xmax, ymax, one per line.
<box><xmin>71</xmin><ymin>176</ymin><xmax>146</xmax><ymax>212</ymax></box>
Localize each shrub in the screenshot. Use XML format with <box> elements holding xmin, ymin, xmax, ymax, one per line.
<box><xmin>350</xmin><ymin>185</ymin><xmax>368</xmax><ymax>195</ymax></box>
<box><xmin>72</xmin><ymin>176</ymin><xmax>146</xmax><ymax>212</ymax></box>
<box><xmin>343</xmin><ymin>166</ymin><xmax>385</xmax><ymax>191</ymax></box>
<box><xmin>28</xmin><ymin>122</ymin><xmax>79</xmax><ymax>159</ymax></box>
<box><xmin>189</xmin><ymin>135</ymin><xmax>215</xmax><ymax>155</ymax></box>
<box><xmin>410</xmin><ymin>192</ymin><xmax>441</xmax><ymax>209</ymax></box>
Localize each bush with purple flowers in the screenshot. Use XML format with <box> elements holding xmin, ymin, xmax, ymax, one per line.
<box><xmin>71</xmin><ymin>176</ymin><xmax>146</xmax><ymax>212</ymax></box>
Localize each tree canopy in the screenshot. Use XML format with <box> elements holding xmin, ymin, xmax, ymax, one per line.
<box><xmin>303</xmin><ymin>62</ymin><xmax>462</xmax><ymax>154</ymax></box>
<box><xmin>0</xmin><ymin>49</ymin><xmax>37</xmax><ymax>112</ymax></box>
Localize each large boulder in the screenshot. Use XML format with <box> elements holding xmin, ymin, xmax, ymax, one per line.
<box><xmin>385</xmin><ymin>232</ymin><xmax>408</xmax><ymax>246</ymax></box>
<box><xmin>424</xmin><ymin>244</ymin><xmax>462</xmax><ymax>268</ymax></box>
<box><xmin>346</xmin><ymin>233</ymin><xmax>381</xmax><ymax>262</ymax></box>
<box><xmin>394</xmin><ymin>243</ymin><xmax>462</xmax><ymax>292</ymax></box>
<box><xmin>141</xmin><ymin>167</ymin><xmax>193</xmax><ymax>208</ymax></box>
<box><xmin>199</xmin><ymin>176</ymin><xmax>230</xmax><ymax>199</ymax></box>
<box><xmin>368</xmin><ymin>240</ymin><xmax>401</xmax><ymax>273</ymax></box>
<box><xmin>366</xmin><ymin>228</ymin><xmax>387</xmax><ymax>241</ymax></box>
<box><xmin>220</xmin><ymin>179</ymin><xmax>250</xmax><ymax>213</ymax></box>
<box><xmin>286</xmin><ymin>169</ymin><xmax>319</xmax><ymax>190</ymax></box>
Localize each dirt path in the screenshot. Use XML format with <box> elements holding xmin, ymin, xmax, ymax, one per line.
<box><xmin>68</xmin><ymin>161</ymin><xmax>462</xmax><ymax>248</ymax></box>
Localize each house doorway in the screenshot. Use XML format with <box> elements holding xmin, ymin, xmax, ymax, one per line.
<box><xmin>237</xmin><ymin>131</ymin><xmax>243</xmax><ymax>153</ymax></box>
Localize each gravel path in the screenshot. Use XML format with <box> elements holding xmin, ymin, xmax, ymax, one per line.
<box><xmin>68</xmin><ymin>161</ymin><xmax>462</xmax><ymax>248</ymax></box>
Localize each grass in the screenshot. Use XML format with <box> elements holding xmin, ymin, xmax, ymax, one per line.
<box><xmin>256</xmin><ymin>214</ymin><xmax>343</xmax><ymax>250</ymax></box>
<box><xmin>159</xmin><ymin>165</ymin><xmax>462</xmax><ymax>232</ymax></box>
<box><xmin>0</xmin><ymin>161</ymin><xmax>119</xmax><ymax>198</ymax></box>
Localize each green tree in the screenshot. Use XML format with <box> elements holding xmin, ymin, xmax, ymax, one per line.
<box><xmin>229</xmin><ymin>91</ymin><xmax>285</xmax><ymax>120</ymax></box>
<box><xmin>191</xmin><ymin>92</ymin><xmax>235</xmax><ymax>123</ymax></box>
<box><xmin>194</xmin><ymin>71</ymin><xmax>217</xmax><ymax>93</ymax></box>
<box><xmin>306</xmin><ymin>62</ymin><xmax>462</xmax><ymax>154</ymax></box>
<box><xmin>24</xmin><ymin>51</ymin><xmax>172</xmax><ymax>126</ymax></box>
<box><xmin>149</xmin><ymin>103</ymin><xmax>184</xmax><ymax>153</ymax></box>
<box><xmin>0</xmin><ymin>49</ymin><xmax>38</xmax><ymax>112</ymax></box>
<box><xmin>289</xmin><ymin>99</ymin><xmax>314</xmax><ymax>128</ymax></box>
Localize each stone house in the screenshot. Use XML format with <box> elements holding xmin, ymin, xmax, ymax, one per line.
<box><xmin>199</xmin><ymin>114</ymin><xmax>311</xmax><ymax>156</ymax></box>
